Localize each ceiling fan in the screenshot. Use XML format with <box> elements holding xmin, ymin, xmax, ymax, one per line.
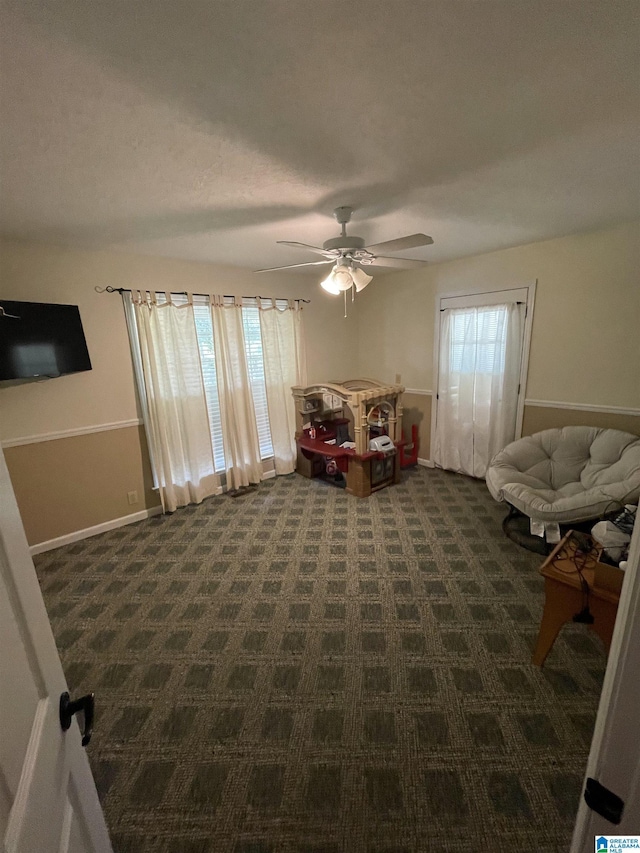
<box><xmin>255</xmin><ymin>207</ymin><xmax>433</xmax><ymax>295</ymax></box>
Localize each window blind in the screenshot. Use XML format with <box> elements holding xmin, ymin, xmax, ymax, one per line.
<box><xmin>241</xmin><ymin>304</ymin><xmax>274</xmax><ymax>460</ymax></box>
<box><xmin>450</xmin><ymin>306</ymin><xmax>507</xmax><ymax>375</ymax></box>
<box><xmin>193</xmin><ymin>302</ymin><xmax>227</xmax><ymax>473</ymax></box>
<box><xmin>152</xmin><ymin>292</ymin><xmax>274</xmax><ymax>469</ymax></box>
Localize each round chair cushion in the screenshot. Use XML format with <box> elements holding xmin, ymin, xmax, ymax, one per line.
<box><xmin>486</xmin><ymin>426</ymin><xmax>640</xmax><ymax>523</ymax></box>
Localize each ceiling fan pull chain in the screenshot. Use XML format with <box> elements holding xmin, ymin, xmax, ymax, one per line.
<box><xmin>344</xmin><ymin>289</ymin><xmax>347</xmax><ymax>319</ymax></box>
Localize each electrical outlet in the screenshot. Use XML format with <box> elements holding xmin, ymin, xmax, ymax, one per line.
<box><xmin>395</xmin><ymin>373</ymin><xmax>402</xmax><ymax>384</ymax></box>
<box><xmin>127</xmin><ymin>490</ymin><xmax>139</xmax><ymax>505</ymax></box>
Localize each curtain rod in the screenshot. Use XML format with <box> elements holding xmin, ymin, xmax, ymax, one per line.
<box><xmin>95</xmin><ymin>286</ymin><xmax>310</xmax><ymax>303</ymax></box>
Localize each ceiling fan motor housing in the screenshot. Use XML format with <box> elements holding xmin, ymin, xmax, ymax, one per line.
<box><xmin>323</xmin><ymin>235</ymin><xmax>366</xmax><ymax>252</ymax></box>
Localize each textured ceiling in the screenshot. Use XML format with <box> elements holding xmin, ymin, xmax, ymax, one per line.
<box><xmin>1</xmin><ymin>0</ymin><xmax>639</xmax><ymax>272</ymax></box>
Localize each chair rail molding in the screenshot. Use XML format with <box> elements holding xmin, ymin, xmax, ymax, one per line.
<box><xmin>1</xmin><ymin>419</ymin><xmax>143</xmax><ymax>448</ymax></box>
<box><xmin>524</xmin><ymin>400</ymin><xmax>640</xmax><ymax>417</ymax></box>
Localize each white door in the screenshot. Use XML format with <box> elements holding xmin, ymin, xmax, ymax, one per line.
<box><xmin>570</xmin><ymin>517</ymin><xmax>640</xmax><ymax>849</ymax></box>
<box><xmin>431</xmin><ymin>286</ymin><xmax>534</xmax><ymax>478</ymax></box>
<box><xmin>0</xmin><ymin>448</ymin><xmax>112</xmax><ymax>853</ymax></box>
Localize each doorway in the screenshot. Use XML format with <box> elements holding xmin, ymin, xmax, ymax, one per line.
<box><xmin>431</xmin><ymin>285</ymin><xmax>535</xmax><ymax>478</ymax></box>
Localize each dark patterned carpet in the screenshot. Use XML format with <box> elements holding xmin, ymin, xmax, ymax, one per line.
<box><xmin>34</xmin><ymin>467</ymin><xmax>606</xmax><ymax>853</ymax></box>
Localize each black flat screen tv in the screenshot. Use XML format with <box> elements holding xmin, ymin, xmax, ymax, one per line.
<box><xmin>0</xmin><ymin>300</ymin><xmax>92</xmax><ymax>380</ymax></box>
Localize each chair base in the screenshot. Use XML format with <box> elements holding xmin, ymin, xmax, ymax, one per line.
<box><xmin>501</xmin><ymin>506</ymin><xmax>594</xmax><ymax>555</ymax></box>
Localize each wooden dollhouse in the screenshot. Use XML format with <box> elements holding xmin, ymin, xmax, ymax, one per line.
<box><xmin>291</xmin><ymin>378</ymin><xmax>405</xmax><ymax>497</ymax></box>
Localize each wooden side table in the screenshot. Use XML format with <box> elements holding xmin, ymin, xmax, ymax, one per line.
<box><xmin>532</xmin><ymin>531</ymin><xmax>624</xmax><ymax>666</ymax></box>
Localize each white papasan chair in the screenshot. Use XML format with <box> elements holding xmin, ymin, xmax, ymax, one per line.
<box><xmin>486</xmin><ymin>426</ymin><xmax>640</xmax><ymax>523</ymax></box>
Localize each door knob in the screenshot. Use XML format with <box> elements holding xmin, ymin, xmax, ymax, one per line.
<box><xmin>59</xmin><ymin>691</ymin><xmax>95</xmax><ymax>746</ymax></box>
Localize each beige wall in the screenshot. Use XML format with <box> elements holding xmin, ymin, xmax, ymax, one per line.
<box><xmin>522</xmin><ymin>405</ymin><xmax>639</xmax><ymax>438</ymax></box>
<box><xmin>4</xmin><ymin>425</ymin><xmax>160</xmax><ymax>546</ymax></box>
<box><xmin>401</xmin><ymin>392</ymin><xmax>433</xmax><ymax>462</ymax></box>
<box><xmin>0</xmin><ymin>238</ymin><xmax>358</xmax><ymax>544</ymax></box>
<box><xmin>357</xmin><ymin>220</ymin><xmax>640</xmax><ymax>455</ymax></box>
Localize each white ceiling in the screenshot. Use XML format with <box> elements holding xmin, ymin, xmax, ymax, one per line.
<box><xmin>1</xmin><ymin>0</ymin><xmax>639</xmax><ymax>272</ymax></box>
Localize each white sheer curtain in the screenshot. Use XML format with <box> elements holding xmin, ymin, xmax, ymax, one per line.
<box><xmin>259</xmin><ymin>300</ymin><xmax>307</xmax><ymax>474</ymax></box>
<box><xmin>433</xmin><ymin>302</ymin><xmax>525</xmax><ymax>478</ymax></box>
<box><xmin>210</xmin><ymin>296</ymin><xmax>263</xmax><ymax>490</ymax></box>
<box><xmin>127</xmin><ymin>291</ymin><xmax>221</xmax><ymax>512</ymax></box>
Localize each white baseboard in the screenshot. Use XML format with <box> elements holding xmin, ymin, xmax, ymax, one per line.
<box><xmin>30</xmin><ymin>506</ymin><xmax>163</xmax><ymax>556</ymax></box>
<box><xmin>261</xmin><ymin>469</ymin><xmax>277</xmax><ymax>480</ymax></box>
<box><xmin>417</xmin><ymin>457</ymin><xmax>435</xmax><ymax>468</ymax></box>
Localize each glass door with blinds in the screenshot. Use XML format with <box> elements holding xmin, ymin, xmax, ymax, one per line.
<box><xmin>432</xmin><ymin>287</ymin><xmax>533</xmax><ymax>478</ymax></box>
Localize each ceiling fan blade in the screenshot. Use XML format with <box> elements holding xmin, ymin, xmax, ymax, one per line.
<box><xmin>255</xmin><ymin>260</ymin><xmax>334</xmax><ymax>273</ymax></box>
<box><xmin>368</xmin><ymin>256</ymin><xmax>428</xmax><ymax>269</ymax></box>
<box><xmin>364</xmin><ymin>234</ymin><xmax>434</xmax><ymax>254</ymax></box>
<box><xmin>277</xmin><ymin>241</ymin><xmax>338</xmax><ymax>258</ymax></box>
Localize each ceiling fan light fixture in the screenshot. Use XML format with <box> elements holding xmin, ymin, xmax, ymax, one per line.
<box><xmin>352</xmin><ymin>266</ymin><xmax>373</xmax><ymax>292</ymax></box>
<box><xmin>333</xmin><ymin>267</ymin><xmax>354</xmax><ymax>291</ymax></box>
<box><xmin>320</xmin><ymin>258</ymin><xmax>374</xmax><ymax>295</ymax></box>
<box><xmin>320</xmin><ymin>272</ymin><xmax>342</xmax><ymax>295</ymax></box>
